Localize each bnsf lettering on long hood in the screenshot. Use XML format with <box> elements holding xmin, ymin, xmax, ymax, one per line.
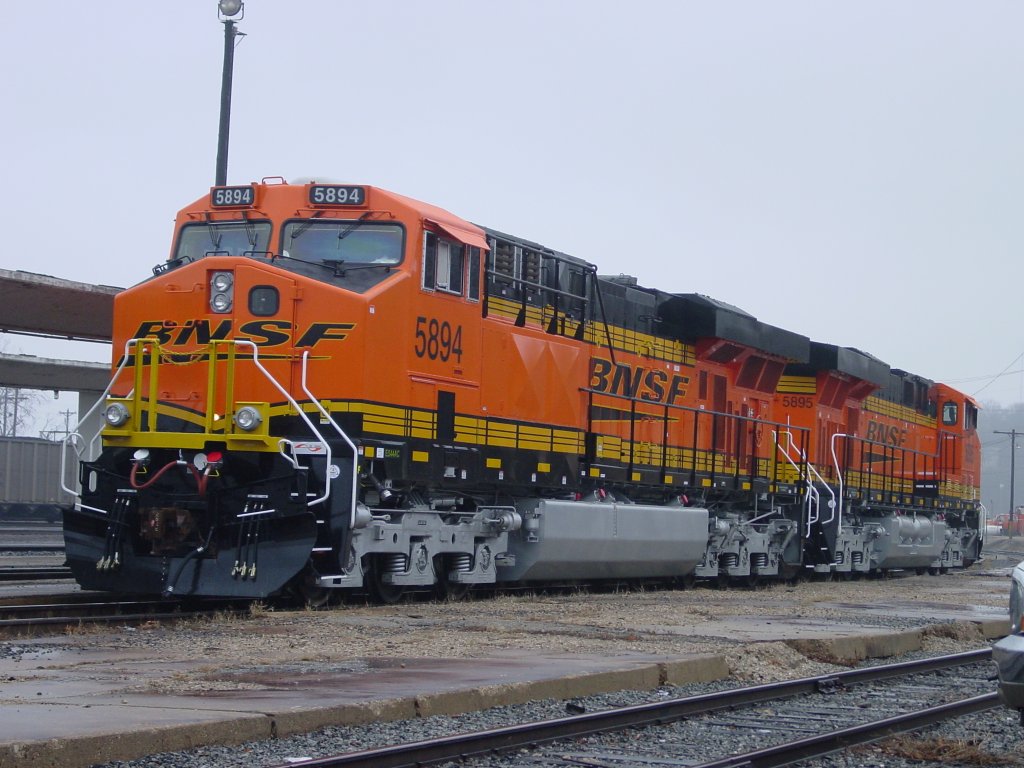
<box><xmin>129</xmin><ymin>320</ymin><xmax>356</xmax><ymax>348</ymax></box>
<box><xmin>865</xmin><ymin>420</ymin><xmax>907</xmax><ymax>447</ymax></box>
<box><xmin>589</xmin><ymin>357</ymin><xmax>688</xmax><ymax>404</ymax></box>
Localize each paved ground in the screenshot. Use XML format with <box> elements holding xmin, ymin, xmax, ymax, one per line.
<box><xmin>0</xmin><ymin>536</ymin><xmax>1020</xmax><ymax>768</ymax></box>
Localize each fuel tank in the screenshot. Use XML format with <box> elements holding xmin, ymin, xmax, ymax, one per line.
<box><xmin>497</xmin><ymin>498</ymin><xmax>709</xmax><ymax>582</ymax></box>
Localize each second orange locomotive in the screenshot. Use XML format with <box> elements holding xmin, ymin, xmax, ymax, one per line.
<box><xmin>62</xmin><ymin>178</ymin><xmax>982</xmax><ymax>600</ymax></box>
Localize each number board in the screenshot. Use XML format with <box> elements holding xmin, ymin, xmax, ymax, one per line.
<box><xmin>210</xmin><ymin>185</ymin><xmax>256</xmax><ymax>207</ymax></box>
<box><xmin>309</xmin><ymin>185</ymin><xmax>367</xmax><ymax>206</ymax></box>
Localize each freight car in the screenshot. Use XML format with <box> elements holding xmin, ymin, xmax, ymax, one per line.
<box><xmin>60</xmin><ymin>179</ymin><xmax>982</xmax><ymax>601</ymax></box>
<box><xmin>1</xmin><ymin>437</ymin><xmax>75</xmax><ymax>522</ymax></box>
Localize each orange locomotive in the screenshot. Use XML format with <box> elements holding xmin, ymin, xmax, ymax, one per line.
<box><xmin>61</xmin><ymin>178</ymin><xmax>983</xmax><ymax>599</ymax></box>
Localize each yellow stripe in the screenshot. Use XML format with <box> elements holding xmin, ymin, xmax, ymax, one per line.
<box><xmin>777</xmin><ymin>376</ymin><xmax>816</xmax><ymax>394</ymax></box>
<box><xmin>864</xmin><ymin>395</ymin><xmax>934</xmax><ymax>427</ymax></box>
<box><xmin>485</xmin><ymin>295</ymin><xmax>696</xmax><ymax>365</ymax></box>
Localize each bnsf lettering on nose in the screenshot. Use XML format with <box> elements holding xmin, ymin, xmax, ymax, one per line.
<box><xmin>130</xmin><ymin>320</ymin><xmax>355</xmax><ymax>347</ymax></box>
<box><xmin>865</xmin><ymin>420</ymin><xmax>907</xmax><ymax>446</ymax></box>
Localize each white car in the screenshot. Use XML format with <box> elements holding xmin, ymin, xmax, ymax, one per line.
<box><xmin>993</xmin><ymin>560</ymin><xmax>1024</xmax><ymax>725</ymax></box>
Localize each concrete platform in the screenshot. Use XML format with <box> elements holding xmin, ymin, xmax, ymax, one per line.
<box><xmin>0</xmin><ymin>560</ymin><xmax>1017</xmax><ymax>768</ymax></box>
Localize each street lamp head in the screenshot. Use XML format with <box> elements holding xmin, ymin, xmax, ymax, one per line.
<box><xmin>218</xmin><ymin>0</ymin><xmax>243</xmax><ymax>19</ymax></box>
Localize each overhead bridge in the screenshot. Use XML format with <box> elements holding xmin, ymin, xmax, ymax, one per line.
<box><xmin>0</xmin><ymin>269</ymin><xmax>120</xmax><ymax>342</ymax></box>
<box><xmin>0</xmin><ymin>268</ymin><xmax>122</xmax><ymax>440</ymax></box>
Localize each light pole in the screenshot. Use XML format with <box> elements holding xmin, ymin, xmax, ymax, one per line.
<box><xmin>995</xmin><ymin>429</ymin><xmax>1020</xmax><ymax>539</ymax></box>
<box><xmin>215</xmin><ymin>0</ymin><xmax>244</xmax><ymax>187</ymax></box>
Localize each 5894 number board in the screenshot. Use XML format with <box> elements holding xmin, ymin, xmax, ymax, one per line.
<box><xmin>210</xmin><ymin>185</ymin><xmax>255</xmax><ymax>207</ymax></box>
<box><xmin>309</xmin><ymin>185</ymin><xmax>366</xmax><ymax>206</ymax></box>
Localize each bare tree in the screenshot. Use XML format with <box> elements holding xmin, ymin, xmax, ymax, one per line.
<box><xmin>0</xmin><ymin>387</ymin><xmax>46</xmax><ymax>437</ymax></box>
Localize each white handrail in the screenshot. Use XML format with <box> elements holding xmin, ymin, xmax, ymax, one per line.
<box><xmin>232</xmin><ymin>340</ymin><xmax>333</xmax><ymax>508</ymax></box>
<box><xmin>60</xmin><ymin>338</ymin><xmax>143</xmax><ymax>503</ymax></box>
<box><xmin>801</xmin><ymin>445</ymin><xmax>837</xmax><ymax>529</ymax></box>
<box><xmin>774</xmin><ymin>429</ymin><xmax>837</xmax><ymax>536</ymax></box>
<box><xmin>773</xmin><ymin>429</ymin><xmax>816</xmax><ymax>534</ymax></box>
<box><xmin>829</xmin><ymin>432</ymin><xmax>850</xmax><ymax>535</ymax></box>
<box><xmin>300</xmin><ymin>350</ymin><xmax>360</xmax><ymax>529</ymax></box>
<box><xmin>62</xmin><ymin>337</ymin><xmax>336</xmax><ymax>510</ymax></box>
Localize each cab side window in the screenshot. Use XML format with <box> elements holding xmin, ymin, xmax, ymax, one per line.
<box><xmin>423</xmin><ymin>232</ymin><xmax>480</xmax><ymax>301</ymax></box>
<box><xmin>965</xmin><ymin>402</ymin><xmax>978</xmax><ymax>430</ymax></box>
<box><xmin>941</xmin><ymin>401</ymin><xmax>958</xmax><ymax>426</ymax></box>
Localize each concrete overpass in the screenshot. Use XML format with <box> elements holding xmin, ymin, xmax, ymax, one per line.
<box><xmin>0</xmin><ymin>269</ymin><xmax>120</xmax><ymax>342</ymax></box>
<box><xmin>0</xmin><ymin>269</ymin><xmax>122</xmax><ymax>437</ymax></box>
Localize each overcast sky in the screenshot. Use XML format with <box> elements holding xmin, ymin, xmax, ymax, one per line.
<box><xmin>2</xmin><ymin>1</ymin><xmax>1023</xmax><ymax>429</ymax></box>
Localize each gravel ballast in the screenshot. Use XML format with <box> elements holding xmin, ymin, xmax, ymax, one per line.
<box><xmin>3</xmin><ymin>540</ymin><xmax>1022</xmax><ymax>768</ymax></box>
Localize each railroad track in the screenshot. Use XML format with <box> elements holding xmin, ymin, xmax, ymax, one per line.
<box><xmin>0</xmin><ymin>565</ymin><xmax>72</xmax><ymax>582</ymax></box>
<box><xmin>0</xmin><ymin>543</ymin><xmax>64</xmax><ymax>553</ymax></box>
<box><xmin>268</xmin><ymin>650</ymin><xmax>999</xmax><ymax>768</ymax></box>
<box><xmin>983</xmin><ymin>547</ymin><xmax>1024</xmax><ymax>561</ymax></box>
<box><xmin>0</xmin><ymin>597</ymin><xmax>252</xmax><ymax>636</ymax></box>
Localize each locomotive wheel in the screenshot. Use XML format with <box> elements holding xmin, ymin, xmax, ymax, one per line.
<box><xmin>435</xmin><ymin>577</ymin><xmax>472</xmax><ymax>602</ymax></box>
<box><xmin>432</xmin><ymin>556</ymin><xmax>472</xmax><ymax>601</ymax></box>
<box><xmin>298</xmin><ymin>569</ymin><xmax>336</xmax><ymax>609</ymax></box>
<box><xmin>782</xmin><ymin>565</ymin><xmax>807</xmax><ymax>585</ymax></box>
<box><xmin>368</xmin><ymin>560</ymin><xmax>406</xmax><ymax>605</ymax></box>
<box><xmin>301</xmin><ymin>583</ymin><xmax>335</xmax><ymax>609</ymax></box>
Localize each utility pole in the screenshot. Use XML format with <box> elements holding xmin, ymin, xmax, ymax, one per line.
<box><xmin>995</xmin><ymin>429</ymin><xmax>1020</xmax><ymax>539</ymax></box>
<box><xmin>215</xmin><ymin>0</ymin><xmax>245</xmax><ymax>187</ymax></box>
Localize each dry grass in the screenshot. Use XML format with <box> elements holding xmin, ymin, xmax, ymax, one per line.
<box><xmin>863</xmin><ymin>735</ymin><xmax>1018</xmax><ymax>766</ymax></box>
<box><xmin>922</xmin><ymin>622</ymin><xmax>984</xmax><ymax>643</ymax></box>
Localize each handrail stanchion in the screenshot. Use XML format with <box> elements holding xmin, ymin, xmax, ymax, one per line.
<box><xmin>300</xmin><ymin>351</ymin><xmax>360</xmax><ymax>529</ymax></box>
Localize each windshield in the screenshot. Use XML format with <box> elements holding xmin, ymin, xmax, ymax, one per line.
<box><xmin>175</xmin><ymin>221</ymin><xmax>272</xmax><ymax>261</ymax></box>
<box><xmin>281</xmin><ymin>221</ymin><xmax>403</xmax><ymax>265</ymax></box>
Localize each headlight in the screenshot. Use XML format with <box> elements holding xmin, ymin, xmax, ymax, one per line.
<box><xmin>104</xmin><ymin>402</ymin><xmax>131</xmax><ymax>427</ymax></box>
<box><xmin>211</xmin><ymin>292</ymin><xmax>233</xmax><ymax>312</ymax></box>
<box><xmin>234</xmin><ymin>406</ymin><xmax>263</xmax><ymax>431</ymax></box>
<box><xmin>210</xmin><ymin>271</ymin><xmax>234</xmax><ymax>313</ymax></box>
<box><xmin>211</xmin><ymin>272</ymin><xmax>233</xmax><ymax>291</ymax></box>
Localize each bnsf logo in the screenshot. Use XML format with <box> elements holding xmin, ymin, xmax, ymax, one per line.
<box><xmin>130</xmin><ymin>320</ymin><xmax>355</xmax><ymax>348</ymax></box>
<box><xmin>865</xmin><ymin>420</ymin><xmax>907</xmax><ymax>447</ymax></box>
<box><xmin>589</xmin><ymin>357</ymin><xmax>689</xmax><ymax>405</ymax></box>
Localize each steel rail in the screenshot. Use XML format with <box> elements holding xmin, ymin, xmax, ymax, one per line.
<box><xmin>270</xmin><ymin>649</ymin><xmax>993</xmax><ymax>768</ymax></box>
<box><xmin>0</xmin><ymin>566</ymin><xmax>72</xmax><ymax>581</ymax></box>
<box><xmin>0</xmin><ymin>599</ymin><xmax>190</xmax><ymax>618</ymax></box>
<box><xmin>0</xmin><ymin>597</ymin><xmax>253</xmax><ymax>634</ymax></box>
<box><xmin>0</xmin><ymin>610</ymin><xmax>235</xmax><ymax>631</ymax></box>
<box><xmin>690</xmin><ymin>692</ymin><xmax>1001</xmax><ymax>768</ymax></box>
